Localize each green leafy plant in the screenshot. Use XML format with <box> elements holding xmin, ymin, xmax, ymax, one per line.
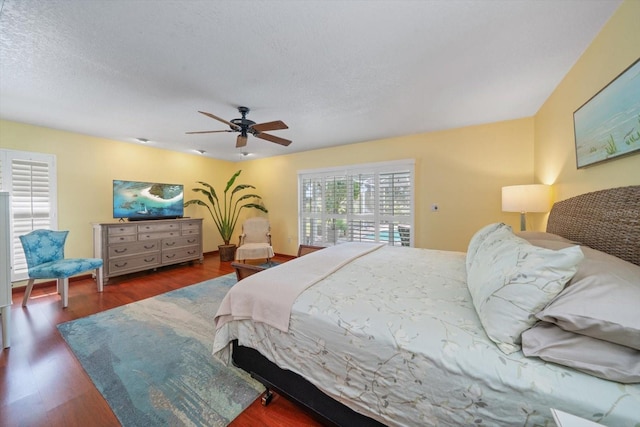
<box><xmin>184</xmin><ymin>170</ymin><xmax>268</xmax><ymax>245</ymax></box>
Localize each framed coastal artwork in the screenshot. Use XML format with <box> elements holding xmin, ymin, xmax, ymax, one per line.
<box><xmin>573</xmin><ymin>58</ymin><xmax>640</xmax><ymax>168</ymax></box>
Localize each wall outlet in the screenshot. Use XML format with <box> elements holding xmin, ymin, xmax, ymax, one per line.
<box><xmin>287</xmin><ymin>236</ymin><xmax>292</xmax><ymax>243</ymax></box>
<box><xmin>431</xmin><ymin>203</ymin><xmax>439</xmax><ymax>212</ymax></box>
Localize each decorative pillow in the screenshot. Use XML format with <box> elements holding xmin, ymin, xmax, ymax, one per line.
<box><xmin>466</xmin><ymin>223</ymin><xmax>505</xmax><ymax>272</ymax></box>
<box><xmin>467</xmin><ymin>225</ymin><xmax>584</xmax><ymax>354</ymax></box>
<box><xmin>522</xmin><ymin>322</ymin><xmax>640</xmax><ymax>384</ymax></box>
<box><xmin>536</xmin><ymin>245</ymin><xmax>640</xmax><ymax>350</ymax></box>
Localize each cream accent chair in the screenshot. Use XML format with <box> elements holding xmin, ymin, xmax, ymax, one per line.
<box><xmin>235</xmin><ymin>217</ymin><xmax>274</xmax><ymax>263</ymax></box>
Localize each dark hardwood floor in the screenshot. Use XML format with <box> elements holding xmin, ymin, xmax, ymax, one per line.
<box><xmin>0</xmin><ymin>253</ymin><xmax>324</xmax><ymax>427</ymax></box>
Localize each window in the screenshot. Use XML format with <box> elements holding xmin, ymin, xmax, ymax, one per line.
<box><xmin>299</xmin><ymin>160</ymin><xmax>414</xmax><ymax>247</ymax></box>
<box><xmin>0</xmin><ymin>149</ymin><xmax>58</xmax><ymax>281</ymax></box>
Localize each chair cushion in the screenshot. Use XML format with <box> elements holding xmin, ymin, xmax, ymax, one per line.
<box><xmin>29</xmin><ymin>258</ymin><xmax>103</xmax><ymax>279</ymax></box>
<box><xmin>235</xmin><ymin>243</ymin><xmax>274</xmax><ymax>261</ymax></box>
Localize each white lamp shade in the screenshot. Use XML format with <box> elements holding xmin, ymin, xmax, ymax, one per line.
<box><xmin>502</xmin><ymin>184</ymin><xmax>551</xmax><ymax>213</ymax></box>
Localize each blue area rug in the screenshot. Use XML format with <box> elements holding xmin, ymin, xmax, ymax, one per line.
<box><xmin>57</xmin><ymin>274</ymin><xmax>262</xmax><ymax>427</ymax></box>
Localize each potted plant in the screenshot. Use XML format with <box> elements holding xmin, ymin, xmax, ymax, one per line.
<box><xmin>184</xmin><ymin>170</ymin><xmax>268</xmax><ymax>261</ymax></box>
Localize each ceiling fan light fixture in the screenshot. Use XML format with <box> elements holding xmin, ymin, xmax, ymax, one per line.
<box><xmin>187</xmin><ymin>106</ymin><xmax>292</xmax><ymax>147</ymax></box>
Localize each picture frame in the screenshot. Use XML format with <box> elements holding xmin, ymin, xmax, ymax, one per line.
<box><xmin>573</xmin><ymin>58</ymin><xmax>640</xmax><ymax>168</ymax></box>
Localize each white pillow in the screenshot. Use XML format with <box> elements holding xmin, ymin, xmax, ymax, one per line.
<box><xmin>522</xmin><ymin>322</ymin><xmax>640</xmax><ymax>384</ymax></box>
<box><xmin>466</xmin><ymin>223</ymin><xmax>505</xmax><ymax>272</ymax></box>
<box><xmin>536</xmin><ymin>245</ymin><xmax>640</xmax><ymax>350</ymax></box>
<box><xmin>516</xmin><ymin>231</ymin><xmax>575</xmax><ymax>244</ymax></box>
<box><xmin>467</xmin><ymin>225</ymin><xmax>584</xmax><ymax>354</ymax></box>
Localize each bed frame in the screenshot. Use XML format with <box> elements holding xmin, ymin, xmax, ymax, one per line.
<box><xmin>546</xmin><ymin>185</ymin><xmax>639</xmax><ymax>266</ymax></box>
<box><xmin>231</xmin><ymin>185</ymin><xmax>640</xmax><ymax>426</ymax></box>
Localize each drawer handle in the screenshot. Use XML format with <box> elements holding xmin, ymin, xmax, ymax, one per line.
<box><xmin>144</xmin><ymin>245</ymin><xmax>155</xmax><ymax>249</ymax></box>
<box><xmin>187</xmin><ymin>239</ymin><xmax>196</xmax><ymax>244</ymax></box>
<box><xmin>115</xmin><ymin>262</ymin><xmax>128</xmax><ymax>268</ymax></box>
<box><xmin>165</xmin><ymin>242</ymin><xmax>176</xmax><ymax>247</ymax></box>
<box><xmin>165</xmin><ymin>254</ymin><xmax>176</xmax><ymax>259</ymax></box>
<box><xmin>118</xmin><ymin>237</ymin><xmax>125</xmax><ymax>241</ymax></box>
<box><xmin>114</xmin><ymin>248</ymin><xmax>127</xmax><ymax>254</ymax></box>
<box><xmin>145</xmin><ymin>257</ymin><xmax>156</xmax><ymax>263</ymax></box>
<box><xmin>187</xmin><ymin>250</ymin><xmax>196</xmax><ymax>255</ymax></box>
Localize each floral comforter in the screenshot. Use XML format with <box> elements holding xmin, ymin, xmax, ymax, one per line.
<box><xmin>213</xmin><ymin>246</ymin><xmax>640</xmax><ymax>426</ymax></box>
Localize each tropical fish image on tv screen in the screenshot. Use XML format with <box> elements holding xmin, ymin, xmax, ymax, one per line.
<box><xmin>113</xmin><ymin>180</ymin><xmax>184</xmax><ymax>220</ymax></box>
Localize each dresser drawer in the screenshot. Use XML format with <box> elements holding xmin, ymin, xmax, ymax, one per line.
<box><xmin>181</xmin><ymin>227</ymin><xmax>200</xmax><ymax>236</ymax></box>
<box><xmin>181</xmin><ymin>220</ymin><xmax>201</xmax><ymax>230</ymax></box>
<box><xmin>108</xmin><ymin>241</ymin><xmax>160</xmax><ymax>258</ymax></box>
<box><xmin>109</xmin><ymin>253</ymin><xmax>161</xmax><ymax>274</ymax></box>
<box><xmin>162</xmin><ymin>235</ymin><xmax>200</xmax><ymax>249</ymax></box>
<box><xmin>107</xmin><ymin>225</ymin><xmax>137</xmax><ymax>236</ymax></box>
<box><xmin>108</xmin><ymin>234</ymin><xmax>137</xmax><ymax>244</ymax></box>
<box><xmin>138</xmin><ymin>231</ymin><xmax>180</xmax><ymax>240</ymax></box>
<box><xmin>162</xmin><ymin>247</ymin><xmax>201</xmax><ymax>263</ymax></box>
<box><xmin>137</xmin><ymin>222</ymin><xmax>180</xmax><ymax>233</ymax></box>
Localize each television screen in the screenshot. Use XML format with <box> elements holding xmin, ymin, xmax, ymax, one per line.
<box><xmin>113</xmin><ymin>180</ymin><xmax>184</xmax><ymax>220</ymax></box>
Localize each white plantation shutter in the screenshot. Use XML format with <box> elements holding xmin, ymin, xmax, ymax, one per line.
<box><xmin>0</xmin><ymin>149</ymin><xmax>57</xmax><ymax>281</ymax></box>
<box><xmin>299</xmin><ymin>160</ymin><xmax>414</xmax><ymax>247</ymax></box>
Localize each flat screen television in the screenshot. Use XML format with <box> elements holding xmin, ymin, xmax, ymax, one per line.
<box><xmin>113</xmin><ymin>180</ymin><xmax>184</xmax><ymax>221</ymax></box>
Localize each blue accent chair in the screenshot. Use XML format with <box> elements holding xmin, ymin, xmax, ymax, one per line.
<box><xmin>19</xmin><ymin>229</ymin><xmax>104</xmax><ymax>308</ymax></box>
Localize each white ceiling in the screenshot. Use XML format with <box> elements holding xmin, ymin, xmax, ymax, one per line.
<box><xmin>0</xmin><ymin>0</ymin><xmax>621</xmax><ymax>162</ymax></box>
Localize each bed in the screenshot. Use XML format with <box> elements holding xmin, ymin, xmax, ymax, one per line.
<box><xmin>213</xmin><ymin>186</ymin><xmax>640</xmax><ymax>426</ymax></box>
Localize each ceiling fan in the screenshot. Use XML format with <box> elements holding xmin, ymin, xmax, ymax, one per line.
<box><xmin>186</xmin><ymin>106</ymin><xmax>291</xmax><ymax>148</ymax></box>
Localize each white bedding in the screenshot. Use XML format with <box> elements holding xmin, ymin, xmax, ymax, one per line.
<box><xmin>215</xmin><ymin>242</ymin><xmax>384</xmax><ymax>332</ymax></box>
<box><xmin>213</xmin><ymin>246</ymin><xmax>640</xmax><ymax>426</ymax></box>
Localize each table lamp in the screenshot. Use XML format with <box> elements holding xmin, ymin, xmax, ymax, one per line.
<box><xmin>501</xmin><ymin>184</ymin><xmax>552</xmax><ymax>231</ymax></box>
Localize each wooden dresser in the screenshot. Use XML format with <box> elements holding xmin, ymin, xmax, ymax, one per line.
<box><xmin>93</xmin><ymin>218</ymin><xmax>203</xmax><ymax>283</ymax></box>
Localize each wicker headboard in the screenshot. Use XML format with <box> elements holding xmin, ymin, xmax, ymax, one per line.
<box><xmin>546</xmin><ymin>186</ymin><xmax>640</xmax><ymax>266</ymax></box>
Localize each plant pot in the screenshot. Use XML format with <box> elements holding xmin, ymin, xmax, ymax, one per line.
<box><xmin>218</xmin><ymin>244</ymin><xmax>237</xmax><ymax>262</ymax></box>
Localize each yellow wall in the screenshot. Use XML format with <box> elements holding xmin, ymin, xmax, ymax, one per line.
<box><xmin>534</xmin><ymin>0</ymin><xmax>640</xmax><ymax>203</ymax></box>
<box><xmin>242</xmin><ymin>117</ymin><xmax>534</xmax><ymax>254</ymax></box>
<box><xmin>0</xmin><ymin>120</ymin><xmax>235</xmax><ymax>258</ymax></box>
<box><xmin>1</xmin><ymin>117</ymin><xmax>533</xmax><ymax>262</ymax></box>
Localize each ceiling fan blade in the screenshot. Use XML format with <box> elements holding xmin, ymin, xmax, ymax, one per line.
<box><xmin>236</xmin><ymin>135</ymin><xmax>248</xmax><ymax>148</ymax></box>
<box><xmin>198</xmin><ymin>111</ymin><xmax>240</xmax><ymax>130</ymax></box>
<box><xmin>255</xmin><ymin>132</ymin><xmax>292</xmax><ymax>146</ymax></box>
<box><xmin>251</xmin><ymin>120</ymin><xmax>288</xmax><ymax>132</ymax></box>
<box><xmin>185</xmin><ymin>130</ymin><xmax>233</xmax><ymax>134</ymax></box>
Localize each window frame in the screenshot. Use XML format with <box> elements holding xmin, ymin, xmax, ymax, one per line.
<box><xmin>298</xmin><ymin>159</ymin><xmax>415</xmax><ymax>247</ymax></box>
<box><xmin>0</xmin><ymin>149</ymin><xmax>58</xmax><ymax>282</ymax></box>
